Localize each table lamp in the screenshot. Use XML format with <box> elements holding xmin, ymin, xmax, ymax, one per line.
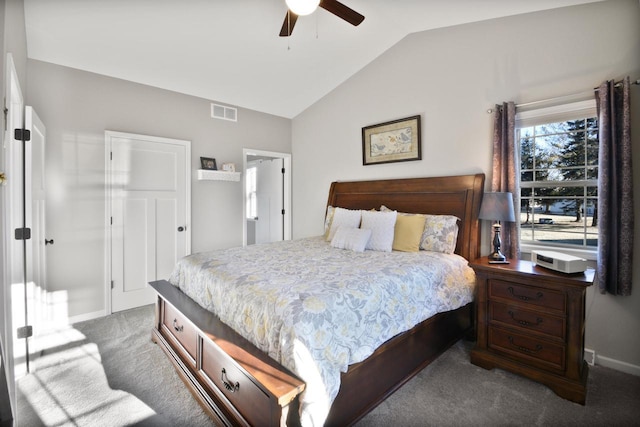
<box><xmin>478</xmin><ymin>192</ymin><xmax>516</xmax><ymax>263</ymax></box>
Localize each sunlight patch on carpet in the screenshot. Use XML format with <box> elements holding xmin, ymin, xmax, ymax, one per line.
<box><xmin>18</xmin><ymin>342</ymin><xmax>156</xmax><ymax>426</ymax></box>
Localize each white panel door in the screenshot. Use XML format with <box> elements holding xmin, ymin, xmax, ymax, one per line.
<box><xmin>255</xmin><ymin>159</ymin><xmax>283</xmax><ymax>244</ymax></box>
<box><xmin>24</xmin><ymin>106</ymin><xmax>47</xmax><ymax>370</ymax></box>
<box><xmin>4</xmin><ymin>54</ymin><xmax>25</xmax><ymax>408</ymax></box>
<box><xmin>109</xmin><ymin>133</ymin><xmax>190</xmax><ymax>313</ymax></box>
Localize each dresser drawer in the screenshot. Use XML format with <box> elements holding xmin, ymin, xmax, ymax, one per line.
<box><xmin>201</xmin><ymin>338</ymin><xmax>271</xmax><ymax>427</ymax></box>
<box><xmin>162</xmin><ymin>302</ymin><xmax>198</xmax><ymax>365</ymax></box>
<box><xmin>489</xmin><ymin>279</ymin><xmax>565</xmax><ymax>313</ymax></box>
<box><xmin>489</xmin><ymin>301</ymin><xmax>565</xmax><ymax>340</ymax></box>
<box><xmin>488</xmin><ymin>326</ymin><xmax>565</xmax><ymax>372</ymax></box>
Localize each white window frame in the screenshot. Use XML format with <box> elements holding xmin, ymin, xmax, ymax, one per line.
<box><xmin>516</xmin><ymin>99</ymin><xmax>598</xmax><ymax>260</ymax></box>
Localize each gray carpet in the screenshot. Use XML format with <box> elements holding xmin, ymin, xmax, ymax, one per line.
<box><xmin>16</xmin><ymin>305</ymin><xmax>640</xmax><ymax>426</ymax></box>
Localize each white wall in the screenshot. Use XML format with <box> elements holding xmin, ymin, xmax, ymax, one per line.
<box><xmin>291</xmin><ymin>0</ymin><xmax>640</xmax><ymax>370</ymax></box>
<box><xmin>26</xmin><ymin>60</ymin><xmax>291</xmax><ymax>319</ymax></box>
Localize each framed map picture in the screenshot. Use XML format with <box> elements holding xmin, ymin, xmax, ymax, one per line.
<box><xmin>362</xmin><ymin>115</ymin><xmax>421</xmax><ymax>165</ymax></box>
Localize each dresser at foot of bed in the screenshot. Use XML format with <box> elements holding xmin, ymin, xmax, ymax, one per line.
<box><xmin>150</xmin><ymin>279</ymin><xmax>305</xmax><ymax>427</ymax></box>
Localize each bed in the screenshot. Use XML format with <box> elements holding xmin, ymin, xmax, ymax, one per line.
<box><xmin>150</xmin><ymin>173</ymin><xmax>484</xmax><ymax>426</ymax></box>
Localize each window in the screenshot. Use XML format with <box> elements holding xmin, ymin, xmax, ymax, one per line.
<box><xmin>246</xmin><ymin>166</ymin><xmax>257</xmax><ymax>219</ymax></box>
<box><xmin>516</xmin><ymin>100</ymin><xmax>598</xmax><ymax>252</ymax></box>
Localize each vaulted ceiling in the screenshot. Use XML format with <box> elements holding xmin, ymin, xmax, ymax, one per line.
<box><xmin>24</xmin><ymin>0</ymin><xmax>602</xmax><ymax>118</ymax></box>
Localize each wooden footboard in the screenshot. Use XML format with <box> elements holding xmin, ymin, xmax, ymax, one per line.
<box><xmin>150</xmin><ymin>280</ymin><xmax>305</xmax><ymax>426</ymax></box>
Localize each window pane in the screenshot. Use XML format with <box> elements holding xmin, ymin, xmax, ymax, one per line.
<box><xmin>517</xmin><ymin>111</ymin><xmax>598</xmax><ymax>250</ymax></box>
<box><xmin>587</xmin><ymin>131</ymin><xmax>599</xmax><ymax>165</ymax></box>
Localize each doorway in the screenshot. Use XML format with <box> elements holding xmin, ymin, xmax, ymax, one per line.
<box><xmin>242</xmin><ymin>149</ymin><xmax>291</xmax><ymax>246</ymax></box>
<box><xmin>105</xmin><ymin>132</ymin><xmax>191</xmax><ymax>313</ymax></box>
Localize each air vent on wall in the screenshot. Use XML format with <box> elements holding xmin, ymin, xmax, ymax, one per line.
<box><xmin>211</xmin><ymin>103</ymin><xmax>237</xmax><ymax>122</ymax></box>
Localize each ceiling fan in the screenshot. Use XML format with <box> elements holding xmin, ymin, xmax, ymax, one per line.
<box><xmin>279</xmin><ymin>0</ymin><xmax>365</xmax><ymax>37</ymax></box>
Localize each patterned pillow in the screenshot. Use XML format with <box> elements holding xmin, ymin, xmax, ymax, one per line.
<box><xmin>326</xmin><ymin>207</ymin><xmax>362</xmax><ymax>241</ymax></box>
<box><xmin>392</xmin><ymin>213</ymin><xmax>427</xmax><ymax>252</ymax></box>
<box><xmin>330</xmin><ymin>227</ymin><xmax>371</xmax><ymax>252</ymax></box>
<box><xmin>420</xmin><ymin>215</ymin><xmax>459</xmax><ymax>254</ymax></box>
<box><xmin>324</xmin><ymin>205</ymin><xmax>335</xmax><ymax>235</ymax></box>
<box><xmin>360</xmin><ymin>210</ymin><xmax>397</xmax><ymax>252</ymax></box>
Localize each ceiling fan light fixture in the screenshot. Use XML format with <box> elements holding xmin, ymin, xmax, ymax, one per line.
<box><xmin>285</xmin><ymin>0</ymin><xmax>320</xmax><ymax>16</ymax></box>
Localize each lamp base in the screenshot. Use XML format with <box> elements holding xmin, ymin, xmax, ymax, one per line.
<box><xmin>488</xmin><ymin>251</ymin><xmax>507</xmax><ymax>262</ymax></box>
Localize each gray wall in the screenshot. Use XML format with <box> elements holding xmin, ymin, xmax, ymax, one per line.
<box><xmin>291</xmin><ymin>0</ymin><xmax>640</xmax><ymax>370</ymax></box>
<box><xmin>26</xmin><ymin>60</ymin><xmax>291</xmax><ymax>318</ymax></box>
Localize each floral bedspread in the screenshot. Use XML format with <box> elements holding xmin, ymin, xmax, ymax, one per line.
<box><xmin>169</xmin><ymin>236</ymin><xmax>476</xmax><ymax>426</ymax></box>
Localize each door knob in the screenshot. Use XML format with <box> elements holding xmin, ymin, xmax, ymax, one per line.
<box><xmin>45</xmin><ymin>239</ymin><xmax>54</xmax><ymax>245</ymax></box>
<box><xmin>177</xmin><ymin>226</ymin><xmax>185</xmax><ymax>232</ymax></box>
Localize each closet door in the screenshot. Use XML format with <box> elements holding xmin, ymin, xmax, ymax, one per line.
<box><xmin>108</xmin><ymin>132</ymin><xmax>190</xmax><ymax>313</ymax></box>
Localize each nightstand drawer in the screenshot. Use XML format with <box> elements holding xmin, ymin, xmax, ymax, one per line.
<box><xmin>489</xmin><ymin>301</ymin><xmax>565</xmax><ymax>340</ymax></box>
<box><xmin>162</xmin><ymin>302</ymin><xmax>198</xmax><ymax>365</ymax></box>
<box><xmin>489</xmin><ymin>327</ymin><xmax>565</xmax><ymax>372</ymax></box>
<box><xmin>489</xmin><ymin>279</ymin><xmax>565</xmax><ymax>312</ymax></box>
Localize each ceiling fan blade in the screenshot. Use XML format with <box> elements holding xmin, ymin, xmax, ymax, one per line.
<box><xmin>319</xmin><ymin>0</ymin><xmax>365</xmax><ymax>26</ymax></box>
<box><xmin>279</xmin><ymin>10</ymin><xmax>299</xmax><ymax>37</ymax></box>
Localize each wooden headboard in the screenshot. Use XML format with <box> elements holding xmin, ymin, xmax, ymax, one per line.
<box><xmin>326</xmin><ymin>173</ymin><xmax>485</xmax><ymax>261</ymax></box>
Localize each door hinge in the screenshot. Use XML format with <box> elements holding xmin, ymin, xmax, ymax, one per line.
<box><xmin>110</xmin><ymin>217</ymin><xmax>113</xmax><ymax>225</ymax></box>
<box><xmin>14</xmin><ymin>128</ymin><xmax>31</xmax><ymax>142</ymax></box>
<box><xmin>110</xmin><ymin>151</ymin><xmax>113</xmax><ymax>161</ymax></box>
<box><xmin>281</xmin><ymin>167</ymin><xmax>285</xmax><ymax>174</ymax></box>
<box><xmin>15</xmin><ymin>227</ymin><xmax>31</xmax><ymax>240</ymax></box>
<box><xmin>111</xmin><ymin>280</ymin><xmax>115</xmax><ymax>289</ymax></box>
<box><xmin>17</xmin><ymin>325</ymin><xmax>33</xmax><ymax>339</ymax></box>
<box><xmin>281</xmin><ymin>209</ymin><xmax>285</xmax><ymax>215</ymax></box>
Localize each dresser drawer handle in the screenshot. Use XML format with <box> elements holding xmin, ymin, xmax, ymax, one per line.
<box><xmin>508</xmin><ymin>310</ymin><xmax>543</xmax><ymax>327</ymax></box>
<box><xmin>508</xmin><ymin>336</ymin><xmax>542</xmax><ymax>354</ymax></box>
<box><xmin>173</xmin><ymin>319</ymin><xmax>184</xmax><ymax>333</ymax></box>
<box><xmin>508</xmin><ymin>287</ymin><xmax>543</xmax><ymax>302</ymax></box>
<box><xmin>221</xmin><ymin>368</ymin><xmax>240</xmax><ymax>393</ymax></box>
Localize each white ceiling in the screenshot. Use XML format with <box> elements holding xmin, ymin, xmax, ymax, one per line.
<box><xmin>24</xmin><ymin>0</ymin><xmax>602</xmax><ymax>119</ymax></box>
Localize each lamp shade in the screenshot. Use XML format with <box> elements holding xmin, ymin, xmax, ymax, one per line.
<box><xmin>478</xmin><ymin>192</ymin><xmax>516</xmax><ymax>222</ymax></box>
<box><xmin>286</xmin><ymin>0</ymin><xmax>320</xmax><ymax>15</ymax></box>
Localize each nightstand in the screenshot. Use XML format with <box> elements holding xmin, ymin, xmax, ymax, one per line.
<box><xmin>470</xmin><ymin>257</ymin><xmax>594</xmax><ymax>404</ymax></box>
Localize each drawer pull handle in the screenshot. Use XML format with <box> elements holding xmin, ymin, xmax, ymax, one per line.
<box><xmin>221</xmin><ymin>368</ymin><xmax>240</xmax><ymax>393</ymax></box>
<box><xmin>508</xmin><ymin>287</ymin><xmax>543</xmax><ymax>302</ymax></box>
<box><xmin>508</xmin><ymin>336</ymin><xmax>542</xmax><ymax>354</ymax></box>
<box><xmin>508</xmin><ymin>311</ymin><xmax>543</xmax><ymax>327</ymax></box>
<box><xmin>173</xmin><ymin>319</ymin><xmax>184</xmax><ymax>332</ymax></box>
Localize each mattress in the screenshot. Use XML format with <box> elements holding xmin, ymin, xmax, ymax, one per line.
<box><xmin>169</xmin><ymin>236</ymin><xmax>476</xmax><ymax>426</ymax></box>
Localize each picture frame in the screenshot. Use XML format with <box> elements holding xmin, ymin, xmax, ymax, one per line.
<box><xmin>362</xmin><ymin>115</ymin><xmax>421</xmax><ymax>166</ymax></box>
<box><xmin>200</xmin><ymin>157</ymin><xmax>217</xmax><ymax>170</ymax></box>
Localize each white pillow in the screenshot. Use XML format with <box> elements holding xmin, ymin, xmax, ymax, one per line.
<box><xmin>331</xmin><ymin>227</ymin><xmax>372</xmax><ymax>252</ymax></box>
<box><xmin>326</xmin><ymin>207</ymin><xmax>362</xmax><ymax>241</ymax></box>
<box><xmin>360</xmin><ymin>210</ymin><xmax>397</xmax><ymax>252</ymax></box>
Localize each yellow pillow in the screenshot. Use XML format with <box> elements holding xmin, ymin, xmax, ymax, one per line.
<box><xmin>392</xmin><ymin>214</ymin><xmax>426</xmax><ymax>252</ymax></box>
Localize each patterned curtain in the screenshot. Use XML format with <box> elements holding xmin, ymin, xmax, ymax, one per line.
<box><xmin>491</xmin><ymin>102</ymin><xmax>520</xmax><ymax>260</ymax></box>
<box><xmin>595</xmin><ymin>77</ymin><xmax>634</xmax><ymax>295</ymax></box>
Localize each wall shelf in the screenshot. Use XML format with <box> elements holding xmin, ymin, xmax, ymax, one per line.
<box><xmin>197</xmin><ymin>169</ymin><xmax>241</xmax><ymax>182</ymax></box>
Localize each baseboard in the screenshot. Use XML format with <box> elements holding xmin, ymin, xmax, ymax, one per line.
<box><xmin>595</xmin><ymin>353</ymin><xmax>640</xmax><ymax>377</ymax></box>
<box><xmin>68</xmin><ymin>310</ymin><xmax>106</xmax><ymax>325</ymax></box>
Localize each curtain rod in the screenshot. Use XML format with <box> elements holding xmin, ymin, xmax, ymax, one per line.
<box><xmin>487</xmin><ymin>79</ymin><xmax>640</xmax><ymax>113</ymax></box>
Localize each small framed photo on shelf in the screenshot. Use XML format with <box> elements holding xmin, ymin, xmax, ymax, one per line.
<box><xmin>221</xmin><ymin>163</ymin><xmax>236</xmax><ymax>172</ymax></box>
<box><xmin>200</xmin><ymin>157</ymin><xmax>217</xmax><ymax>170</ymax></box>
